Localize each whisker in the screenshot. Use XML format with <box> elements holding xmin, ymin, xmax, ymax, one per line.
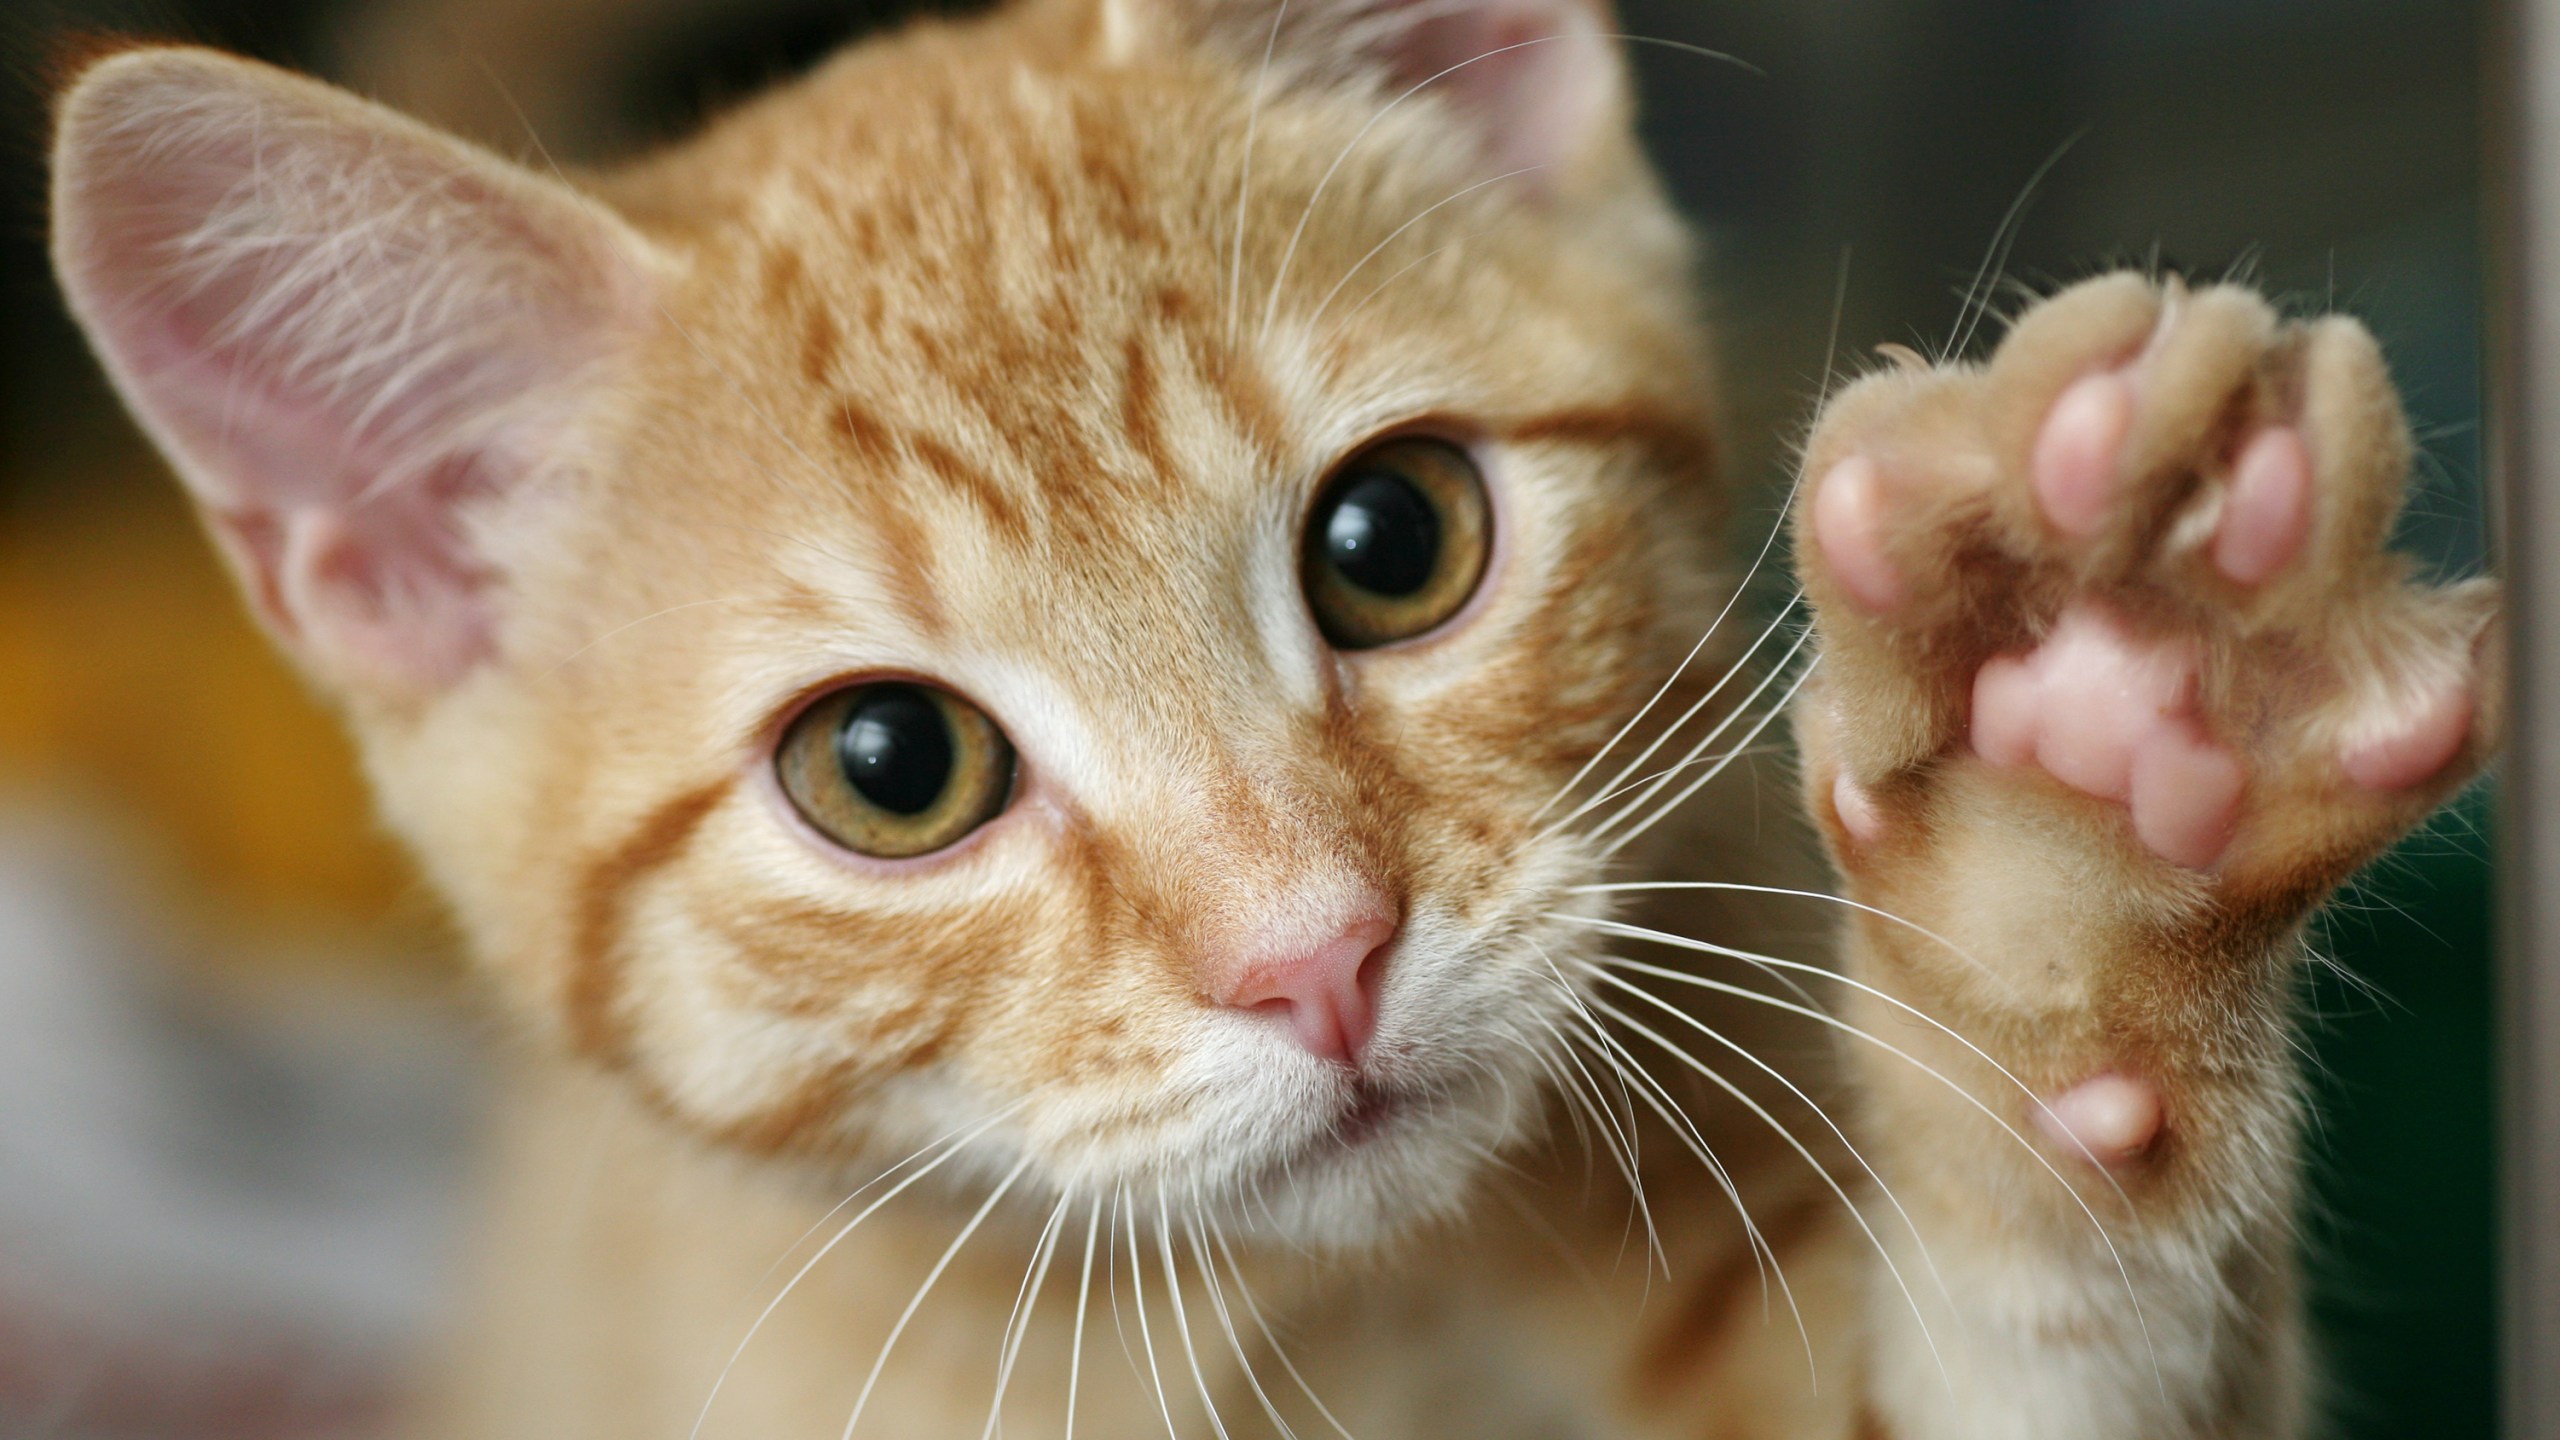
<box><xmin>692</xmin><ymin>1101</ymin><xmax>1031</xmax><ymax>1440</ymax></box>
<box><xmin>1186</xmin><ymin>1210</ymin><xmax>1302</xmax><ymax>1440</ymax></box>
<box><xmin>1210</xmin><ymin>1231</ymin><xmax>1360</xmax><ymax>1440</ymax></box>
<box><xmin>1519</xmin><ymin>1024</ymin><xmax>1597</xmax><ymax>1163</ymax></box>
<box><xmin>1317</xmin><ymin>223</ymin><xmax>1513</xmax><ymax>347</ymax></box>
<box><xmin>1557</xmin><ymin>915</ymin><xmax>2119</xmax><ymax>1178</ymax></box>
<box><xmin>748</xmin><ymin>1109</ymin><xmax>1013</xmax><ymax>1291</ymax></box>
<box><xmin>1541</xmin><ymin>967</ymin><xmax>1765</xmax><ymax>1274</ymax></box>
<box><xmin>1125</xmin><ymin>1192</ymin><xmax>1181</xmax><ymax>1440</ymax></box>
<box><xmin>1576</xmin><ymin>961</ymin><xmax>1952</xmax><ymax>1308</ymax></box>
<box><xmin>841</xmin><ymin>1154</ymin><xmax>1033</xmax><ymax>1439</ymax></box>
<box><xmin>1568</xmin><ymin>881</ymin><xmax>2005</xmax><ymax>988</ymax></box>
<box><xmin>1065</xmin><ymin>1198</ymin><xmax>1102</xmax><ymax>1440</ymax></box>
<box><xmin>1812</xmin><ymin>243</ymin><xmax>1856</xmax><ymax>410</ymax></box>
<box><xmin>1598</xmin><ymin>651</ymin><xmax>1818</xmax><ymax>855</ymax></box>
<box><xmin>1514</xmin><ymin>1018</ymin><xmax>1601</xmax><ymax>1182</ymax></box>
<box><xmin>1536</xmin><ymin>969</ymin><xmax>1671</xmax><ymax>1282</ymax></box>
<box><xmin>1547</xmin><ymin>990</ymin><xmax>1647</xmax><ymax>1170</ymax></box>
<box><xmin>1539</xmin><ymin>591</ymin><xmax>1805</xmax><ymax>835</ymax></box>
<box><xmin>1304</xmin><ymin>165</ymin><xmax>1547</xmax><ymax>331</ymax></box>
<box><xmin>1152</xmin><ymin>1190</ymin><xmax>1238</xmax><ymax>1440</ymax></box>
<box><xmin>1944</xmin><ymin>131</ymin><xmax>2084</xmax><ymax>364</ymax></box>
<box><xmin>1558</xmin><ymin>924</ymin><xmax>2161</xmax><ymax>1383</ymax></box>
<box><xmin>1530</xmin><ymin>1013</ymin><xmax>1616</xmax><ymax>1186</ymax></box>
<box><xmin>1565</xmin><ymin>1017</ymin><xmax>1668</xmax><ymax>1280</ymax></box>
<box><xmin>1226</xmin><ymin>1</ymin><xmax>1294</xmax><ymax>346</ymax></box>
<box><xmin>536</xmin><ymin>596</ymin><xmax>753</xmax><ymax>683</ymax></box>
<box><xmin>1574</xmin><ymin>987</ymin><xmax>1950</xmax><ymax>1388</ymax></box>
<box><xmin>1588</xmin><ymin>630</ymin><xmax>1817</xmax><ymax>852</ymax></box>
<box><xmin>1105</xmin><ymin>1187</ymin><xmax>1137</xmax><ymax>1372</ymax></box>
<box><xmin>1533</xmin><ymin>1010</ymin><xmax>1663</xmax><ymax>1275</ymax></box>
<box><xmin>1571</xmin><ymin>740</ymin><xmax>1792</xmax><ymax>839</ymax></box>
<box><xmin>983</xmin><ymin>1190</ymin><xmax>1073</xmax><ymax>1440</ymax></box>
<box><xmin>1574</xmin><ymin>600</ymin><xmax>1809</xmax><ymax>832</ymax></box>
<box><xmin>1540</xmin><ymin>975</ymin><xmax>1813</xmax><ymax>1382</ymax></box>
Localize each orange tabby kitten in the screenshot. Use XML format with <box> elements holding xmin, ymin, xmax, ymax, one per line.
<box><xmin>47</xmin><ymin>1</ymin><xmax>2498</xmax><ymax>1434</ymax></box>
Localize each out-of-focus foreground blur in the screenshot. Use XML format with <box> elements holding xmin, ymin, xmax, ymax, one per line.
<box><xmin>0</xmin><ymin>0</ymin><xmax>2502</xmax><ymax>1435</ymax></box>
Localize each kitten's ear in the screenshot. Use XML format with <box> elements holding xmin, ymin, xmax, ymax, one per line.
<box><xmin>50</xmin><ymin>48</ymin><xmax>658</xmax><ymax>703</ymax></box>
<box><xmin>1119</xmin><ymin>0</ymin><xmax>1624</xmax><ymax>188</ymax></box>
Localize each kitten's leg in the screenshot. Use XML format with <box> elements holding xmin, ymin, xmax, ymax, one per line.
<box><xmin>1787</xmin><ymin>273</ymin><xmax>2499</xmax><ymax>1439</ymax></box>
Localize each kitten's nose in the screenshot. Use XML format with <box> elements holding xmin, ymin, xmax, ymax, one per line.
<box><xmin>1213</xmin><ymin>899</ymin><xmax>1398</xmax><ymax>1066</ymax></box>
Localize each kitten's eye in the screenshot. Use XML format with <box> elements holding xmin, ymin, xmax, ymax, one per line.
<box><xmin>776</xmin><ymin>683</ymin><xmax>1016</xmax><ymax>859</ymax></box>
<box><xmin>1302</xmin><ymin>438</ymin><xmax>1491</xmax><ymax>649</ymax></box>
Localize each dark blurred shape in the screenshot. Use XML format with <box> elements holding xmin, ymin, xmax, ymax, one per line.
<box><xmin>324</xmin><ymin>0</ymin><xmax>997</xmax><ymax>163</ymax></box>
<box><xmin>618</xmin><ymin>0</ymin><xmax>999</xmax><ymax>144</ymax></box>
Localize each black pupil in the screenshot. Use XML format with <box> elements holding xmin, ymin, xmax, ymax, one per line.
<box><xmin>1323</xmin><ymin>471</ymin><xmax>1441</xmax><ymax>598</ymax></box>
<box><xmin>836</xmin><ymin>687</ymin><xmax>953</xmax><ymax>817</ymax></box>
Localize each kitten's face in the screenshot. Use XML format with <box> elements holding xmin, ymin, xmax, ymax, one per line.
<box><xmin>53</xmin><ymin>0</ymin><xmax>1722</xmax><ymax>1244</ymax></box>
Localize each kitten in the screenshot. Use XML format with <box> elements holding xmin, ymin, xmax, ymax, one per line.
<box><xmin>46</xmin><ymin>0</ymin><xmax>2499</xmax><ymax>1435</ymax></box>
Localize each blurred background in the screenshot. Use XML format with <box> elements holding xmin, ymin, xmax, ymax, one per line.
<box><xmin>0</xmin><ymin>0</ymin><xmax>2500</xmax><ymax>1434</ymax></box>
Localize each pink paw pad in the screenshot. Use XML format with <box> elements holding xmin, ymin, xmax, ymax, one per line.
<box><xmin>1968</xmin><ymin>605</ymin><xmax>2245</xmax><ymax>869</ymax></box>
<box><xmin>2129</xmin><ymin>726</ymin><xmax>2246</xmax><ymax>871</ymax></box>
<box><xmin>1811</xmin><ymin>456</ymin><xmax>1908</xmax><ymax>612</ymax></box>
<box><xmin>2030</xmin><ymin>372</ymin><xmax>2137</xmax><ymax>537</ymax></box>
<box><xmin>2212</xmin><ymin>426</ymin><xmax>2314</xmax><ymax>586</ymax></box>
<box><xmin>2035</xmin><ymin>1071</ymin><xmax>2164</xmax><ymax>1169</ymax></box>
<box><xmin>2341</xmin><ymin>681</ymin><xmax>2474</xmax><ymax>792</ymax></box>
<box><xmin>1832</xmin><ymin>771</ymin><xmax>1884</xmax><ymax>845</ymax></box>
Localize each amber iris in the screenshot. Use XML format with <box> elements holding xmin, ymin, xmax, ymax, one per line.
<box><xmin>1302</xmin><ymin>438</ymin><xmax>1492</xmax><ymax>649</ymax></box>
<box><xmin>777</xmin><ymin>683</ymin><xmax>1015</xmax><ymax>858</ymax></box>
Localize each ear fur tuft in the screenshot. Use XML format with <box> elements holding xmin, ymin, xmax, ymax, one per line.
<box><xmin>1126</xmin><ymin>0</ymin><xmax>1626</xmax><ymax>189</ymax></box>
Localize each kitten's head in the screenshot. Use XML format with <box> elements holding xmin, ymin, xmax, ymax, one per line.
<box><xmin>50</xmin><ymin>0</ymin><xmax>1722</xmax><ymax>1243</ymax></box>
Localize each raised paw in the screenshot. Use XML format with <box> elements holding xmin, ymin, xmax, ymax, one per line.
<box><xmin>1794</xmin><ymin>273</ymin><xmax>2498</xmax><ymax>891</ymax></box>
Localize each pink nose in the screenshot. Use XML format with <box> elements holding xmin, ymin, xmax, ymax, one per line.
<box><xmin>1214</xmin><ymin>907</ymin><xmax>1398</xmax><ymax>1065</ymax></box>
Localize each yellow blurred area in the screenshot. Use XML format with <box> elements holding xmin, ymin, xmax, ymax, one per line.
<box><xmin>0</xmin><ymin>434</ymin><xmax>437</xmax><ymax>962</ymax></box>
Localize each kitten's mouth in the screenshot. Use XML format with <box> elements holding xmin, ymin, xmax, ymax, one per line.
<box><xmin>1222</xmin><ymin>1055</ymin><xmax>1526</xmax><ymax>1244</ymax></box>
<box><xmin>1327</xmin><ymin>1080</ymin><xmax>1403</xmax><ymax>1149</ymax></box>
<box><xmin>1229</xmin><ymin>1079</ymin><xmax>1415</xmax><ymax>1209</ymax></box>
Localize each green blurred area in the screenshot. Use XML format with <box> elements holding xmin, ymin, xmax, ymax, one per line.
<box><xmin>2306</xmin><ymin>789</ymin><xmax>2500</xmax><ymax>1437</ymax></box>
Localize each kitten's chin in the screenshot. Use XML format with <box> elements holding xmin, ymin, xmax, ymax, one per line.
<box><xmin>1224</xmin><ymin>1075</ymin><xmax>1526</xmax><ymax>1251</ymax></box>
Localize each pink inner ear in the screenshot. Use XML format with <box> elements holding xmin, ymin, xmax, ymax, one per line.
<box><xmin>51</xmin><ymin>51</ymin><xmax>647</xmax><ymax>698</ymax></box>
<box><xmin>211</xmin><ymin>456</ymin><xmax>503</xmax><ymax>691</ymax></box>
<box><xmin>1387</xmin><ymin>0</ymin><xmax>1615</xmax><ymax>182</ymax></box>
